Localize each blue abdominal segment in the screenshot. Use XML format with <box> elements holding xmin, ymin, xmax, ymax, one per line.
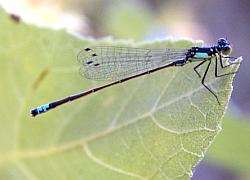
<box><xmin>37</xmin><ymin>104</ymin><xmax>50</xmax><ymax>113</ymax></box>
<box><xmin>31</xmin><ymin>104</ymin><xmax>50</xmax><ymax>116</ymax></box>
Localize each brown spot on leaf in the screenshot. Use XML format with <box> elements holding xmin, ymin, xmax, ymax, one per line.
<box><xmin>10</xmin><ymin>13</ymin><xmax>21</xmax><ymax>23</ymax></box>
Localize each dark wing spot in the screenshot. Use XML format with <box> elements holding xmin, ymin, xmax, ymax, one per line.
<box><xmin>94</xmin><ymin>63</ymin><xmax>100</xmax><ymax>66</ymax></box>
<box><xmin>92</xmin><ymin>53</ymin><xmax>97</xmax><ymax>57</ymax></box>
<box><xmin>84</xmin><ymin>48</ymin><xmax>91</xmax><ymax>51</ymax></box>
<box><xmin>86</xmin><ymin>61</ymin><xmax>93</xmax><ymax>64</ymax></box>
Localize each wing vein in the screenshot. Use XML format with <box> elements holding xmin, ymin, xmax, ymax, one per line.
<box><xmin>78</xmin><ymin>46</ymin><xmax>187</xmax><ymax>81</ymax></box>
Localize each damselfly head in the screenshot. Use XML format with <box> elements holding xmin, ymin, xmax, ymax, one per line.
<box><xmin>217</xmin><ymin>38</ymin><xmax>232</xmax><ymax>55</ymax></box>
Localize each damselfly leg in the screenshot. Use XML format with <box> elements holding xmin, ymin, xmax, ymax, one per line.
<box><xmin>193</xmin><ymin>60</ymin><xmax>206</xmax><ymax>78</ymax></box>
<box><xmin>193</xmin><ymin>54</ymin><xmax>239</xmax><ymax>104</ymax></box>
<box><xmin>215</xmin><ymin>55</ymin><xmax>238</xmax><ymax>77</ymax></box>
<box><xmin>199</xmin><ymin>59</ymin><xmax>221</xmax><ymax>104</ymax></box>
<box><xmin>220</xmin><ymin>55</ymin><xmax>239</xmax><ymax>68</ymax></box>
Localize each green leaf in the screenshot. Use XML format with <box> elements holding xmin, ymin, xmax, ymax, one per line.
<box><xmin>0</xmin><ymin>7</ymin><xmax>241</xmax><ymax>180</ymax></box>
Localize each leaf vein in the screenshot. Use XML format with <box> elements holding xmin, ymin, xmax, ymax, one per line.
<box><xmin>83</xmin><ymin>143</ymin><xmax>145</xmax><ymax>179</ymax></box>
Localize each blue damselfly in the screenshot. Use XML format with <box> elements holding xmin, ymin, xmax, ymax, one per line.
<box><xmin>31</xmin><ymin>38</ymin><xmax>238</xmax><ymax>117</ymax></box>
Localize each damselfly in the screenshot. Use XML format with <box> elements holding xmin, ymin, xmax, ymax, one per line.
<box><xmin>31</xmin><ymin>38</ymin><xmax>238</xmax><ymax>117</ymax></box>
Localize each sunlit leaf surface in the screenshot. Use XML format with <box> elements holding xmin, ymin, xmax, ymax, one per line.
<box><xmin>0</xmin><ymin>7</ymin><xmax>241</xmax><ymax>180</ymax></box>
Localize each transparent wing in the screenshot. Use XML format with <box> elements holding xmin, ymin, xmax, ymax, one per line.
<box><xmin>77</xmin><ymin>46</ymin><xmax>187</xmax><ymax>81</ymax></box>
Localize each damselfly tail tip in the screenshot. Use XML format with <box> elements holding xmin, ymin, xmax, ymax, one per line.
<box><xmin>30</xmin><ymin>104</ymin><xmax>50</xmax><ymax>117</ymax></box>
<box><xmin>30</xmin><ymin>108</ymin><xmax>38</xmax><ymax>117</ymax></box>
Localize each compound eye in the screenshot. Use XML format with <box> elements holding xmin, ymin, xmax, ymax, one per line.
<box><xmin>222</xmin><ymin>45</ymin><xmax>232</xmax><ymax>55</ymax></box>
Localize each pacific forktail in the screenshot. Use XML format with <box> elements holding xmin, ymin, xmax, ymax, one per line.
<box><xmin>31</xmin><ymin>38</ymin><xmax>238</xmax><ymax>117</ymax></box>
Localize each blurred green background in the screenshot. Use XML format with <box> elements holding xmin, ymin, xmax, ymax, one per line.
<box><xmin>1</xmin><ymin>0</ymin><xmax>250</xmax><ymax>179</ymax></box>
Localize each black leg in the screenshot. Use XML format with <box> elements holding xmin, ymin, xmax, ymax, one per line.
<box><xmin>216</xmin><ymin>55</ymin><xmax>238</xmax><ymax>77</ymax></box>
<box><xmin>201</xmin><ymin>59</ymin><xmax>220</xmax><ymax>105</ymax></box>
<box><xmin>220</xmin><ymin>54</ymin><xmax>239</xmax><ymax>68</ymax></box>
<box><xmin>193</xmin><ymin>60</ymin><xmax>206</xmax><ymax>78</ymax></box>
